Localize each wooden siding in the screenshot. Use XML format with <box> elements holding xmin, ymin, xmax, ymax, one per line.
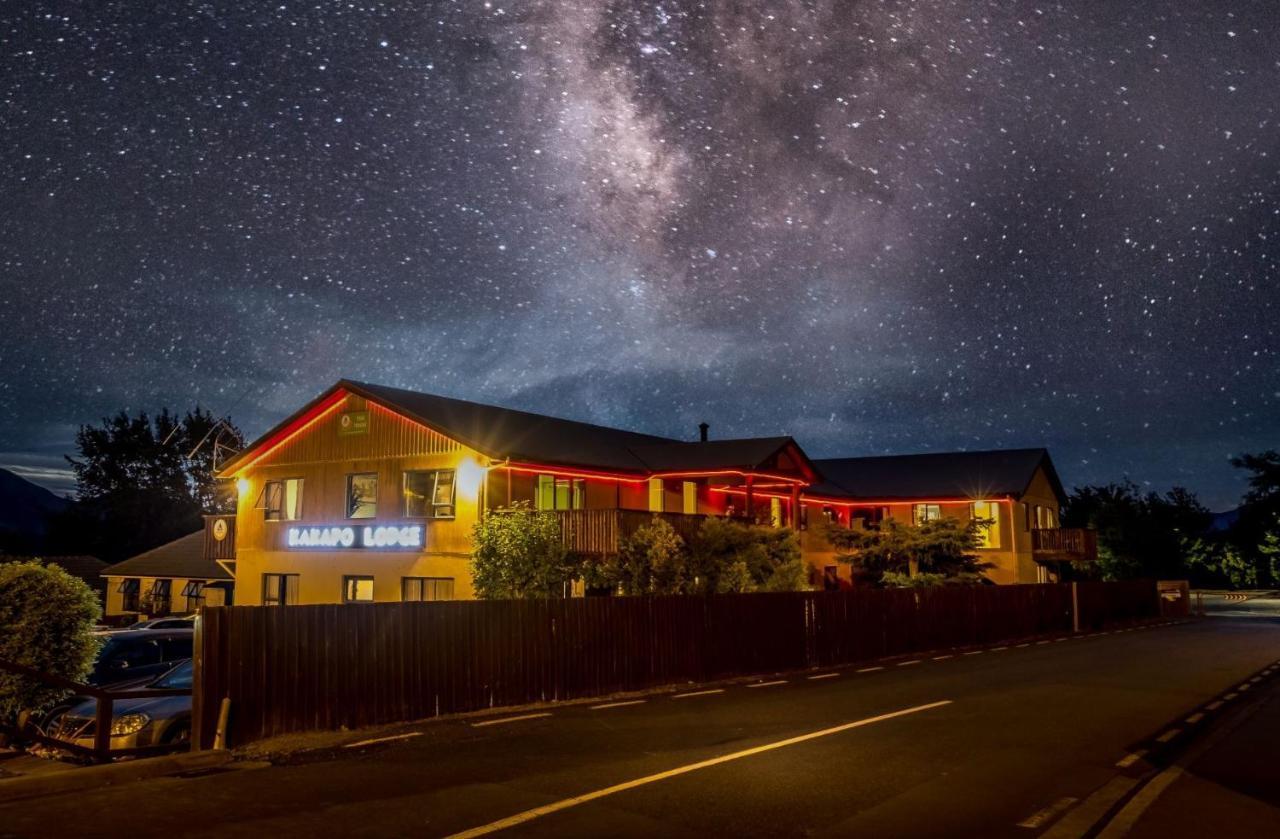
<box><xmin>554</xmin><ymin>510</ymin><xmax>708</xmax><ymax>555</ymax></box>
<box><xmin>253</xmin><ymin>395</ymin><xmax>462</xmax><ymax>467</ymax></box>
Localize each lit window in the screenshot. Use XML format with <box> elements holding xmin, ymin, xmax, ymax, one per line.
<box><xmin>536</xmin><ymin>475</ymin><xmax>583</xmax><ymax>510</ymax></box>
<box><xmin>971</xmin><ymin>501</ymin><xmax>1000</xmax><ymax>548</ymax></box>
<box><xmin>1035</xmin><ymin>505</ymin><xmax>1057</xmax><ymax>529</ymax></box>
<box><xmin>343</xmin><ymin>575</ymin><xmax>374</xmax><ymax>603</ymax></box>
<box><xmin>404</xmin><ymin>470</ymin><xmax>457</xmax><ymax>518</ymax></box>
<box><xmin>770</xmin><ymin>497</ymin><xmax>783</xmax><ymax>528</ymax></box>
<box><xmin>261</xmin><ymin>478</ymin><xmax>304</xmax><ymax>521</ymax></box>
<box><xmin>682</xmin><ymin>481</ymin><xmax>697</xmax><ymax>515</ymax></box>
<box><xmin>346</xmin><ymin>473</ymin><xmax>378</xmax><ymax>518</ymax></box>
<box><xmin>912</xmin><ymin>504</ymin><xmax>942</xmax><ymax>526</ymax></box>
<box><xmin>402</xmin><ymin>577</ymin><xmax>455</xmax><ymax>602</ymax></box>
<box><xmin>262</xmin><ymin>574</ymin><xmax>299</xmax><ymax>606</ymax></box>
<box><xmin>648</xmin><ymin>478</ymin><xmax>664</xmax><ymax>512</ymax></box>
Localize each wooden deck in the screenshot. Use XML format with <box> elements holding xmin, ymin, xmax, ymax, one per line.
<box><xmin>554</xmin><ymin>510</ymin><xmax>707</xmax><ymax>555</ymax></box>
<box><xmin>1031</xmin><ymin>527</ymin><xmax>1098</xmax><ymax>562</ymax></box>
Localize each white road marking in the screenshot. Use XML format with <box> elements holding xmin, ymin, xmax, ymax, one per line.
<box><xmin>962</xmin><ymin>650</ymin><xmax>984</xmax><ymax>656</ymax></box>
<box><xmin>931</xmin><ymin>655</ymin><xmax>954</xmax><ymax>661</ymax></box>
<box><xmin>673</xmin><ymin>689</ymin><xmax>724</xmax><ymax>699</ymax></box>
<box><xmin>1224</xmin><ymin>692</ymin><xmax>1238</xmax><ymax>701</ymax></box>
<box><xmin>807</xmin><ymin>673</ymin><xmax>839</xmax><ymax>681</ymax></box>
<box><xmin>1094</xmin><ymin>765</ymin><xmax>1185</xmax><ymax>839</ymax></box>
<box><xmin>1238</xmin><ymin>683</ymin><xmax>1251</xmax><ymax>692</ymax></box>
<box><xmin>1054</xmin><ymin>637</ymin><xmax>1068</xmax><ymax>642</ymax></box>
<box><xmin>746</xmin><ymin>680</ymin><xmax>787</xmax><ymax>689</ymax></box>
<box><xmin>471</xmin><ymin>713</ymin><xmax>553</xmax><ymax>728</ymax></box>
<box><xmin>1115</xmin><ymin>750</ymin><xmax>1146</xmax><ymax>768</ymax></box>
<box><xmin>1017</xmin><ymin>796</ymin><xmax>1079</xmax><ymax>829</ymax></box>
<box><xmin>1206</xmin><ymin>700</ymin><xmax>1223</xmax><ymax>711</ymax></box>
<box><xmin>591</xmin><ymin>700</ymin><xmax>647</xmax><ymax>710</ymax></box>
<box><xmin>856</xmin><ymin>666</ymin><xmax>885</xmax><ymax>673</ymax></box>
<box><xmin>444</xmin><ymin>700</ymin><xmax>954</xmax><ymax>839</ymax></box>
<box><xmin>896</xmin><ymin>659</ymin><xmax>922</xmax><ymax>667</ymax></box>
<box><xmin>1036</xmin><ymin>640</ymin><xmax>1051</xmax><ymax>645</ymax></box>
<box><xmin>1185</xmin><ymin>713</ymin><xmax>1204</xmax><ymax>724</ymax></box>
<box><xmin>1015</xmin><ymin>643</ymin><xmax>1031</xmax><ymax>648</ymax></box>
<box><xmin>344</xmin><ymin>731</ymin><xmax>424</xmax><ymax>748</ymax></box>
<box><xmin>1155</xmin><ymin>729</ymin><xmax>1180</xmax><ymax>743</ymax></box>
<box><xmin>991</xmin><ymin>646</ymin><xmax>1009</xmax><ymax>651</ymax></box>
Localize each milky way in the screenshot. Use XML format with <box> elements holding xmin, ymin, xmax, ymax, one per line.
<box><xmin>1</xmin><ymin>1</ymin><xmax>1276</xmax><ymax>506</ymax></box>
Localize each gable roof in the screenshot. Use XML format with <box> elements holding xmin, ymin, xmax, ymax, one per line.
<box><xmin>810</xmin><ymin>448</ymin><xmax>1065</xmax><ymax>503</ymax></box>
<box><xmin>221</xmin><ymin>380</ymin><xmax>816</xmax><ymax>480</ymax></box>
<box><xmin>101</xmin><ymin>532</ymin><xmax>232</xmax><ymax>581</ymax></box>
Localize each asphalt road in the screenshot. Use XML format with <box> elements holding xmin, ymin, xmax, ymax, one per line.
<box><xmin>3</xmin><ymin>617</ymin><xmax>1279</xmax><ymax>839</ymax></box>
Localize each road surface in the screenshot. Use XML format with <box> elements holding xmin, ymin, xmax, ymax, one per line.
<box><xmin>2</xmin><ymin>617</ymin><xmax>1278</xmax><ymax>838</ymax></box>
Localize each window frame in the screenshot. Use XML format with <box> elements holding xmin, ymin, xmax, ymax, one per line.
<box><xmin>180</xmin><ymin>580</ymin><xmax>206</xmax><ymax>612</ymax></box>
<box><xmin>342</xmin><ymin>575</ymin><xmax>375</xmax><ymax>604</ymax></box>
<box><xmin>346</xmin><ymin>472</ymin><xmax>379</xmax><ymax>519</ymax></box>
<box><xmin>403</xmin><ymin>469</ymin><xmax>458</xmax><ymax>519</ymax></box>
<box><xmin>912</xmin><ymin>503</ymin><xmax>942</xmax><ymax>526</ymax></box>
<box><xmin>536</xmin><ymin>475</ymin><xmax>584</xmax><ymax>511</ymax></box>
<box><xmin>648</xmin><ymin>478</ymin><xmax>664</xmax><ymax>513</ymax></box>
<box><xmin>401</xmin><ymin>576</ymin><xmax>455</xmax><ymax>602</ymax></box>
<box><xmin>261</xmin><ymin>477</ymin><xmax>305</xmax><ymax>521</ymax></box>
<box><xmin>970</xmin><ymin>501</ymin><xmax>1001</xmax><ymax>549</ymax></box>
<box><xmin>262</xmin><ymin>573</ymin><xmax>299</xmax><ymax>606</ymax></box>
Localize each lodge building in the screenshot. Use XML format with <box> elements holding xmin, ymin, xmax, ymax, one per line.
<box><xmin>99</xmin><ymin>379</ymin><xmax>1097</xmax><ymax>616</ymax></box>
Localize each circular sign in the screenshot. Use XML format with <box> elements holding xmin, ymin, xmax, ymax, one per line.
<box><xmin>212</xmin><ymin>518</ymin><xmax>229</xmax><ymax>541</ymax></box>
<box><xmin>340</xmin><ymin>414</ymin><xmax>352</xmax><ymax>429</ymax></box>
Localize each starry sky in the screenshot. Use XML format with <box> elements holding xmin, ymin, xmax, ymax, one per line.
<box><xmin>1</xmin><ymin>1</ymin><xmax>1276</xmax><ymax>508</ymax></box>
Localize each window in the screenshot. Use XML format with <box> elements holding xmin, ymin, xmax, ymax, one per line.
<box><xmin>912</xmin><ymin>504</ymin><xmax>942</xmax><ymax>526</ymax></box>
<box><xmin>118</xmin><ymin>578</ymin><xmax>141</xmax><ymax>612</ymax></box>
<box><xmin>402</xmin><ymin>577</ymin><xmax>455</xmax><ymax>602</ymax></box>
<box><xmin>146</xmin><ymin>579</ymin><xmax>172</xmax><ymax>614</ymax></box>
<box><xmin>181</xmin><ymin>580</ymin><xmax>206</xmax><ymax>612</ymax></box>
<box><xmin>682</xmin><ymin>481</ymin><xmax>697</xmax><ymax>515</ymax></box>
<box><xmin>536</xmin><ymin>475</ymin><xmax>584</xmax><ymax>510</ymax></box>
<box><xmin>347</xmin><ymin>473</ymin><xmax>378</xmax><ymax>518</ymax></box>
<box><xmin>971</xmin><ymin>501</ymin><xmax>1001</xmax><ymax>549</ymax></box>
<box><xmin>404</xmin><ymin>470</ymin><xmax>457</xmax><ymax>518</ymax></box>
<box><xmin>260</xmin><ymin>478</ymin><xmax>304</xmax><ymax>521</ymax></box>
<box><xmin>343</xmin><ymin>575</ymin><xmax>375</xmax><ymax>603</ymax></box>
<box><xmin>262</xmin><ymin>573</ymin><xmax>299</xmax><ymax>606</ymax></box>
<box><xmin>770</xmin><ymin>497</ymin><xmax>783</xmax><ymax>528</ymax></box>
<box><xmin>648</xmin><ymin>478</ymin><xmax>664</xmax><ymax>512</ymax></box>
<box><xmin>1035</xmin><ymin>505</ymin><xmax>1057</xmax><ymax>529</ymax></box>
<box><xmin>158</xmin><ymin>635</ymin><xmax>193</xmax><ymax>661</ymax></box>
<box><xmin>99</xmin><ymin>637</ymin><xmax>162</xmax><ymax>670</ymax></box>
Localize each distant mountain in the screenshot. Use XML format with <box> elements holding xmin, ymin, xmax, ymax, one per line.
<box><xmin>0</xmin><ymin>467</ymin><xmax>71</xmax><ymax>545</ymax></box>
<box><xmin>1209</xmin><ymin>507</ymin><xmax>1240</xmax><ymax>532</ymax></box>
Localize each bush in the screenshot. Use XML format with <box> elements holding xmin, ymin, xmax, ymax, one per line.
<box><xmin>614</xmin><ymin>517</ymin><xmax>691</xmax><ymax>595</ymax></box>
<box><xmin>0</xmin><ymin>560</ymin><xmax>102</xmax><ymax>718</ymax></box>
<box><xmin>470</xmin><ymin>503</ymin><xmax>572</xmax><ymax>599</ymax></box>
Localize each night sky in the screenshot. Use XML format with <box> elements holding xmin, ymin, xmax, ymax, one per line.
<box><xmin>1</xmin><ymin>2</ymin><xmax>1276</xmax><ymax>508</ymax></box>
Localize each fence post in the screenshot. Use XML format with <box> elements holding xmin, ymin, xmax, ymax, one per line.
<box><xmin>1071</xmin><ymin>582</ymin><xmax>1080</xmax><ymax>633</ymax></box>
<box><xmin>93</xmin><ymin>694</ymin><xmax>112</xmax><ymax>763</ymax></box>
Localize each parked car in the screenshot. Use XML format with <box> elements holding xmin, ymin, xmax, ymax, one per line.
<box><xmin>37</xmin><ymin>629</ymin><xmax>193</xmax><ymax>735</ymax></box>
<box><xmin>51</xmin><ymin>659</ymin><xmax>194</xmax><ymax>751</ymax></box>
<box><xmin>94</xmin><ymin>615</ymin><xmax>196</xmax><ymax>635</ymax></box>
<box><xmin>88</xmin><ymin>629</ymin><xmax>194</xmax><ymax>688</ymax></box>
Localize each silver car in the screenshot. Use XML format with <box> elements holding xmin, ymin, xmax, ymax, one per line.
<box><xmin>52</xmin><ymin>659</ymin><xmax>194</xmax><ymax>751</ymax></box>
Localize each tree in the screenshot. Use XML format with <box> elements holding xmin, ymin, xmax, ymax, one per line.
<box><xmin>470</xmin><ymin>503</ymin><xmax>573</xmax><ymax>599</ymax></box>
<box><xmin>826</xmin><ymin>517</ymin><xmax>991</xmax><ymax>587</ymax></box>
<box><xmin>687</xmin><ymin>517</ymin><xmax>809</xmax><ymax>594</ymax></box>
<box><xmin>610</xmin><ymin>517</ymin><xmax>692</xmax><ymax>595</ymax></box>
<box><xmin>47</xmin><ymin>408</ymin><xmax>242</xmax><ymax>562</ymax></box>
<box><xmin>1061</xmin><ymin>481</ymin><xmax>1210</xmax><ymax>581</ymax></box>
<box><xmin>0</xmin><ymin>561</ymin><xmax>101</xmax><ymax>719</ymax></box>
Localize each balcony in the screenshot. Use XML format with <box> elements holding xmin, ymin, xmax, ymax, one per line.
<box><xmin>1031</xmin><ymin>528</ymin><xmax>1098</xmax><ymax>563</ymax></box>
<box><xmin>555</xmin><ymin>510</ymin><xmax>707</xmax><ymax>556</ymax></box>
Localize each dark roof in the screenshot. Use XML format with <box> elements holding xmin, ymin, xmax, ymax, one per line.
<box><xmin>810</xmin><ymin>448</ymin><xmax>1065</xmax><ymax>503</ymax></box>
<box><xmin>1</xmin><ymin>555</ymin><xmax>107</xmax><ymax>589</ymax></box>
<box><xmin>101</xmin><ymin>532</ymin><xmax>232</xmax><ymax>581</ymax></box>
<box><xmin>223</xmin><ymin>380</ymin><xmax>815</xmax><ymax>478</ymax></box>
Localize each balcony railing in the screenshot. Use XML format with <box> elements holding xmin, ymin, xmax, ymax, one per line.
<box><xmin>555</xmin><ymin>510</ymin><xmax>708</xmax><ymax>556</ymax></box>
<box><xmin>1031</xmin><ymin>528</ymin><xmax>1098</xmax><ymax>562</ymax></box>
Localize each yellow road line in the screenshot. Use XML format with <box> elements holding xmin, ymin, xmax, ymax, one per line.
<box><xmin>444</xmin><ymin>700</ymin><xmax>954</xmax><ymax>838</ymax></box>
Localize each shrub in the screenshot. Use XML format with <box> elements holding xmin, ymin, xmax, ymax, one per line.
<box><xmin>470</xmin><ymin>503</ymin><xmax>572</xmax><ymax>599</ymax></box>
<box><xmin>0</xmin><ymin>560</ymin><xmax>102</xmax><ymax>718</ymax></box>
<box><xmin>615</xmin><ymin>517</ymin><xmax>690</xmax><ymax>595</ymax></box>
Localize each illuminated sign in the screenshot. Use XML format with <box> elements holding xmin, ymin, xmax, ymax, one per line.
<box><xmin>285</xmin><ymin>524</ymin><xmax>424</xmax><ymax>551</ymax></box>
<box><xmin>338</xmin><ymin>411</ymin><xmax>370</xmax><ymax>436</ymax></box>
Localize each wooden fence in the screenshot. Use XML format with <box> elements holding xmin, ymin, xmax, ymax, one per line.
<box><xmin>193</xmin><ymin>580</ymin><xmax>1160</xmax><ymax>748</ymax></box>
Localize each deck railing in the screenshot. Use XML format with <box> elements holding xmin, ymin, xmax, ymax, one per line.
<box><xmin>555</xmin><ymin>509</ymin><xmax>707</xmax><ymax>555</ymax></box>
<box><xmin>1031</xmin><ymin>527</ymin><xmax>1098</xmax><ymax>561</ymax></box>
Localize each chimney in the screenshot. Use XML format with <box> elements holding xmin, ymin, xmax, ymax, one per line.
<box><xmin>698</xmin><ymin>422</ymin><xmax>709</xmax><ymax>442</ymax></box>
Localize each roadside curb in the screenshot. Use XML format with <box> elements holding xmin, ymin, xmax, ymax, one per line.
<box><xmin>0</xmin><ymin>749</ymin><xmax>232</xmax><ymax>804</ymax></box>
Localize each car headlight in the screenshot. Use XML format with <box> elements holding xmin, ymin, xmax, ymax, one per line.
<box><xmin>110</xmin><ymin>713</ymin><xmax>151</xmax><ymax>736</ymax></box>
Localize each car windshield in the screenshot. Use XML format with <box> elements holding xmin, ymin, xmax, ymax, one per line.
<box><xmin>152</xmin><ymin>660</ymin><xmax>193</xmax><ymax>689</ymax></box>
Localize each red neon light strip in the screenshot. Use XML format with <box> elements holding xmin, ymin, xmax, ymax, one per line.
<box><xmin>231</xmin><ymin>389</ymin><xmax>348</xmax><ymax>474</ymax></box>
<box><xmin>711</xmin><ymin>487</ymin><xmax>1011</xmax><ymax>506</ymax></box>
<box><xmin>505</xmin><ymin>463</ymin><xmax>808</xmax><ymax>485</ymax></box>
